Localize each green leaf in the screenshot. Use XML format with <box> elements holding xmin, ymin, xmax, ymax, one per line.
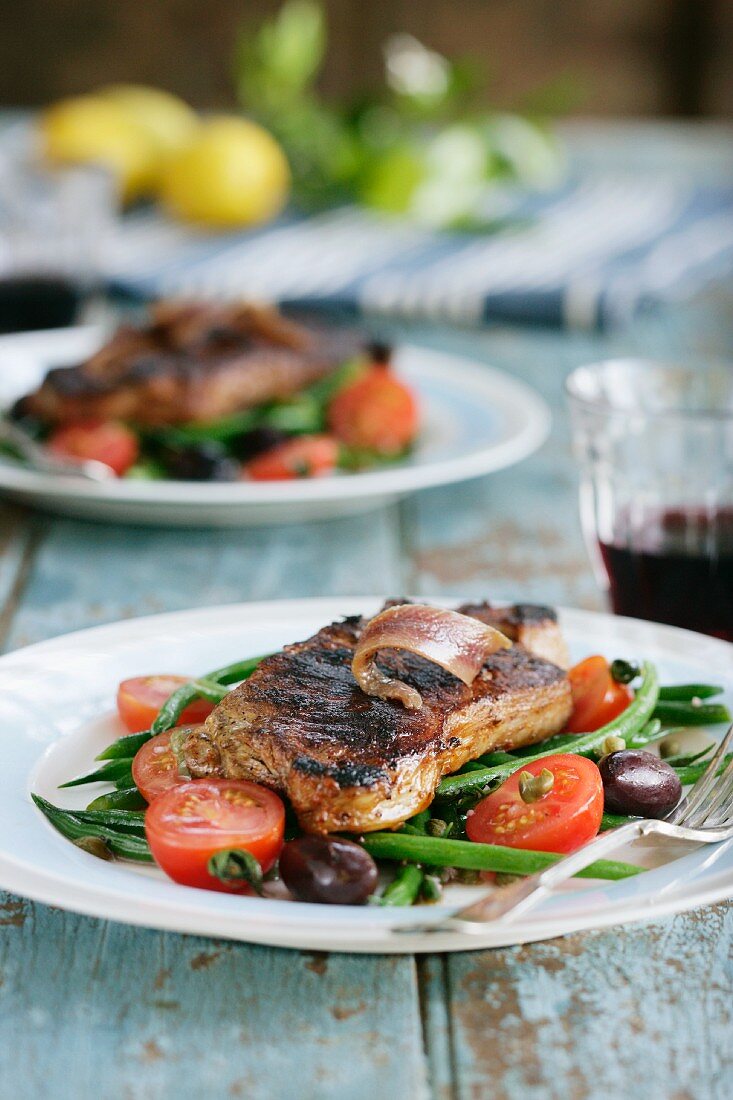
<box><xmin>235</xmin><ymin>0</ymin><xmax>326</xmax><ymax>112</ymax></box>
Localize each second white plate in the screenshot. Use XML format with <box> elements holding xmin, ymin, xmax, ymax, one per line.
<box><xmin>0</xmin><ymin>327</ymin><xmax>550</xmax><ymax>525</ymax></box>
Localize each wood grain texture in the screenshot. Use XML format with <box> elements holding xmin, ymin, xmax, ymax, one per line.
<box><xmin>439</xmin><ymin>904</ymin><xmax>733</xmax><ymax>1100</ymax></box>
<box><xmin>0</xmin><ymin>125</ymin><xmax>730</xmax><ymax>1100</ymax></box>
<box><xmin>0</xmin><ymin>907</ymin><xmax>427</xmax><ymax>1099</ymax></box>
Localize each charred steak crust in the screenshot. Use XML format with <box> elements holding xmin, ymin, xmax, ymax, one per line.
<box><xmin>18</xmin><ymin>302</ymin><xmax>364</xmax><ymax>427</ymax></box>
<box><xmin>186</xmin><ymin>604</ymin><xmax>573</xmax><ymax>834</ymax></box>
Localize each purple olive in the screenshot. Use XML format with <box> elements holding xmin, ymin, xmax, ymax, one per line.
<box><xmin>599</xmin><ymin>749</ymin><xmax>682</xmax><ymax>818</ymax></box>
<box><xmin>279</xmin><ymin>836</ymin><xmax>378</xmax><ymax>905</ymax></box>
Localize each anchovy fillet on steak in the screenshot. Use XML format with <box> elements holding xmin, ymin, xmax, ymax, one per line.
<box><xmin>15</xmin><ymin>301</ymin><xmax>363</xmax><ymax>427</ymax></box>
<box><xmin>184</xmin><ymin>602</ymin><xmax>573</xmax><ymax>834</ymax></box>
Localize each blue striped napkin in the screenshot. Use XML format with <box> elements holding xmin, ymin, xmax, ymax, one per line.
<box><xmin>105</xmin><ymin>174</ymin><xmax>733</xmax><ymax>330</ymax></box>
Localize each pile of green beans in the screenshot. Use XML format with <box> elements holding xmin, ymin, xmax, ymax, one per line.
<box><xmin>32</xmin><ymin>796</ymin><xmax>153</xmax><ymax>862</ymax></box>
<box><xmin>362</xmin><ymin>833</ymin><xmax>641</xmax><ymax>881</ymax></box>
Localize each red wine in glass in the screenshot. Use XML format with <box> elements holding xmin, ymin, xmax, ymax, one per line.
<box><xmin>599</xmin><ymin>508</ymin><xmax>733</xmax><ymax>642</ymax></box>
<box><xmin>0</xmin><ymin>275</ymin><xmax>83</xmax><ymax>334</ymax></box>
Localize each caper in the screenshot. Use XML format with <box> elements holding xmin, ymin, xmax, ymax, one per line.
<box><xmin>519</xmin><ymin>768</ymin><xmax>554</xmax><ymax>803</ymax></box>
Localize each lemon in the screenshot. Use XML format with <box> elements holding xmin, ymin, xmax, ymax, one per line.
<box><xmin>160</xmin><ymin>116</ymin><xmax>290</xmax><ymax>229</ymax></box>
<box><xmin>40</xmin><ymin>95</ymin><xmax>158</xmax><ymax>200</ymax></box>
<box><xmin>99</xmin><ymin>85</ymin><xmax>199</xmax><ymax>162</ymax></box>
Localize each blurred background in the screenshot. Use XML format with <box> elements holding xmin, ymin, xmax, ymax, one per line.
<box><xmin>3</xmin><ymin>0</ymin><xmax>732</xmax><ymax>118</ymax></box>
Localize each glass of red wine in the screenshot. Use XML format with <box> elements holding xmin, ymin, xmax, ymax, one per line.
<box><xmin>566</xmin><ymin>358</ymin><xmax>733</xmax><ymax>641</ymax></box>
<box><xmin>0</xmin><ymin>126</ymin><xmax>117</xmax><ymax>333</ymax></box>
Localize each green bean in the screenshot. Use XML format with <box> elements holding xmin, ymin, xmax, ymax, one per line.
<box><xmin>626</xmin><ymin>719</ymin><xmax>663</xmax><ymax>750</ymax></box>
<box><xmin>601</xmin><ymin>811</ymin><xmax>633</xmax><ymax>831</ymax></box>
<box><xmin>511</xmin><ymin>733</ymin><xmax>583</xmax><ymax>758</ymax></box>
<box><xmin>86</xmin><ymin>787</ymin><xmax>147</xmax><ymax>811</ymax></box>
<box><xmin>661</xmin><ymin>743</ymin><xmax>714</xmax><ymax>768</ymax></box>
<box><xmin>652</xmin><ymin>701</ymin><xmax>731</xmax><ymax>727</ymax></box>
<box><xmin>68</xmin><ymin>808</ymin><xmax>146</xmax><ymax>834</ymax></box>
<box><xmin>32</xmin><ymin>796</ymin><xmax>153</xmax><ymax>862</ymax></box>
<box><xmin>404</xmin><ymin>809</ymin><xmax>431</xmax><ymax>834</ymax></box>
<box><xmin>420</xmin><ymin>874</ymin><xmax>443</xmax><ymax>902</ymax></box>
<box><xmin>151</xmin><ymin>654</ymin><xmax>271</xmax><ymax>735</ymax></box>
<box><xmin>189</xmin><ymin>679</ymin><xmax>230</xmax><ymax>705</ymax></box>
<box><xmin>437</xmin><ymin>661</ymin><xmax>659</xmax><ymax>800</ymax></box>
<box><xmin>59</xmin><ymin>758</ymin><xmax>134</xmax><ymax>788</ymax></box>
<box><xmin>474</xmin><ymin>751</ymin><xmax>520</xmax><ymax>766</ymax></box>
<box><xmin>378</xmin><ymin>864</ymin><xmax>425</xmax><ymax>906</ymax></box>
<box><xmin>362</xmin><ymin>833</ymin><xmax>642</xmax><ymax>881</ymax></box>
<box><xmin>658</xmin><ymin>684</ymin><xmax>723</xmax><ymax>702</ymax></box>
<box><xmin>673</xmin><ymin>753</ymin><xmax>733</xmax><ymax>786</ymax></box>
<box><xmin>96</xmin><ymin>731</ymin><xmax>152</xmax><ymax>761</ymax></box>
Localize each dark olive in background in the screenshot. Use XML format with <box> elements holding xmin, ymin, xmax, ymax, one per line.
<box><xmin>599</xmin><ymin>749</ymin><xmax>682</xmax><ymax>818</ymax></box>
<box><xmin>279</xmin><ymin>835</ymin><xmax>379</xmax><ymax>904</ymax></box>
<box><xmin>159</xmin><ymin>441</ymin><xmax>240</xmax><ymax>481</ymax></box>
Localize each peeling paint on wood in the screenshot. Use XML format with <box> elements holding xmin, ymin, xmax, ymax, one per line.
<box><xmin>0</xmin><ymin>153</ymin><xmax>731</xmax><ymax>1098</ymax></box>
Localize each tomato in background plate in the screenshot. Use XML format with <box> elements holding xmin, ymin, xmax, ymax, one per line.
<box><xmin>466</xmin><ymin>754</ymin><xmax>604</xmax><ymax>854</ymax></box>
<box><xmin>146</xmin><ymin>779</ymin><xmax>285</xmax><ymax>892</ymax></box>
<box><xmin>117</xmin><ymin>675</ymin><xmax>215</xmax><ymax>733</ymax></box>
<box><xmin>47</xmin><ymin>420</ymin><xmax>139</xmax><ymax>476</ymax></box>
<box><xmin>327</xmin><ymin>366</ymin><xmax>418</xmax><ymax>456</ymax></box>
<box><xmin>566</xmin><ymin>656</ymin><xmax>633</xmax><ymax>733</ymax></box>
<box><xmin>246</xmin><ymin>434</ymin><xmax>339</xmax><ymax>480</ymax></box>
<box><xmin>132</xmin><ymin>729</ymin><xmax>194</xmax><ymax>803</ymax></box>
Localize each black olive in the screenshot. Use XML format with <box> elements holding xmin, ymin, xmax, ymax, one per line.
<box><xmin>278</xmin><ymin>836</ymin><xmax>378</xmax><ymax>905</ymax></box>
<box><xmin>599</xmin><ymin>750</ymin><xmax>682</xmax><ymax>819</ymax></box>
<box><xmin>159</xmin><ymin>441</ymin><xmax>240</xmax><ymax>481</ymax></box>
<box><xmin>233</xmin><ymin>427</ymin><xmax>289</xmax><ymax>462</ymax></box>
<box><xmin>610</xmin><ymin>659</ymin><xmax>640</xmax><ymax>685</ymax></box>
<box><xmin>366</xmin><ymin>340</ymin><xmax>392</xmax><ymax>364</ymax></box>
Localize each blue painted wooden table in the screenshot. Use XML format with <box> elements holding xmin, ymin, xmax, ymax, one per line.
<box><xmin>0</xmin><ymin>124</ymin><xmax>731</xmax><ymax>1099</ymax></box>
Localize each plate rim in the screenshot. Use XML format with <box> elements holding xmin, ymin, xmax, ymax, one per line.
<box><xmin>0</xmin><ymin>327</ymin><xmax>551</xmax><ymax>505</ymax></box>
<box><xmin>1</xmin><ymin>595</ymin><xmax>732</xmax><ymax>953</ymax></box>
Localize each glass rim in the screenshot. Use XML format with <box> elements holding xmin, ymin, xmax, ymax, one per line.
<box><xmin>565</xmin><ymin>357</ymin><xmax>733</xmax><ymax>422</ymax></box>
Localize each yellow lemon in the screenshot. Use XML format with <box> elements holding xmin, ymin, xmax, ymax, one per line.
<box><xmin>40</xmin><ymin>95</ymin><xmax>158</xmax><ymax>200</ymax></box>
<box><xmin>160</xmin><ymin>116</ymin><xmax>290</xmax><ymax>229</ymax></box>
<box><xmin>98</xmin><ymin>85</ymin><xmax>199</xmax><ymax>162</ymax></box>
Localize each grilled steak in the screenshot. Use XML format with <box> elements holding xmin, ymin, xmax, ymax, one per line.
<box><xmin>184</xmin><ymin>602</ymin><xmax>573</xmax><ymax>834</ymax></box>
<box><xmin>17</xmin><ymin>301</ymin><xmax>362</xmax><ymax>427</ymax></box>
<box><xmin>456</xmin><ymin>601</ymin><xmax>570</xmax><ymax>669</ymax></box>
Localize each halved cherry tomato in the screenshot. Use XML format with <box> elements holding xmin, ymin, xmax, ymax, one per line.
<box><xmin>245</xmin><ymin>434</ymin><xmax>339</xmax><ymax>480</ymax></box>
<box><xmin>117</xmin><ymin>675</ymin><xmax>215</xmax><ymax>734</ymax></box>
<box><xmin>132</xmin><ymin>729</ymin><xmax>195</xmax><ymax>803</ymax></box>
<box><xmin>145</xmin><ymin>778</ymin><xmax>285</xmax><ymax>892</ymax></box>
<box><xmin>466</xmin><ymin>754</ymin><xmax>604</xmax><ymax>854</ymax></box>
<box><xmin>47</xmin><ymin>420</ymin><xmax>139</xmax><ymax>476</ymax></box>
<box><xmin>566</xmin><ymin>655</ymin><xmax>633</xmax><ymax>733</ymax></box>
<box><xmin>327</xmin><ymin>366</ymin><xmax>418</xmax><ymax>455</ymax></box>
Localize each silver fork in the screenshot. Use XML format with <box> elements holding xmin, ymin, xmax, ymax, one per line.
<box><xmin>396</xmin><ymin>721</ymin><xmax>733</xmax><ymax>935</ymax></box>
<box><xmin>0</xmin><ymin>417</ymin><xmax>114</xmax><ymax>481</ymax></box>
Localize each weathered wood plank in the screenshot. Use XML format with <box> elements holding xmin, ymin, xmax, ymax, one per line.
<box><xmin>2</xmin><ymin>506</ymin><xmax>406</xmax><ymax>650</ymax></box>
<box><xmin>0</xmin><ymin>504</ymin><xmax>39</xmax><ymax>646</ymax></box>
<box><xmin>437</xmin><ymin>904</ymin><xmax>733</xmax><ymax>1100</ymax></box>
<box><xmin>0</xmin><ymin>906</ymin><xmax>427</xmax><ymax>1100</ymax></box>
<box><xmin>0</xmin><ymin>505</ymin><xmax>432</xmax><ymax>1100</ymax></box>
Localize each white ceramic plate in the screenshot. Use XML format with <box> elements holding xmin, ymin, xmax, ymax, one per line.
<box><xmin>1</xmin><ymin>596</ymin><xmax>732</xmax><ymax>954</ymax></box>
<box><xmin>0</xmin><ymin>327</ymin><xmax>549</xmax><ymax>526</ymax></box>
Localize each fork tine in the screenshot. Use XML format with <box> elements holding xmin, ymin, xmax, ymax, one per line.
<box><xmin>689</xmin><ymin>753</ymin><xmax>733</xmax><ymax>829</ymax></box>
<box><xmin>670</xmin><ymin>722</ymin><xmax>733</xmax><ymax>825</ymax></box>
